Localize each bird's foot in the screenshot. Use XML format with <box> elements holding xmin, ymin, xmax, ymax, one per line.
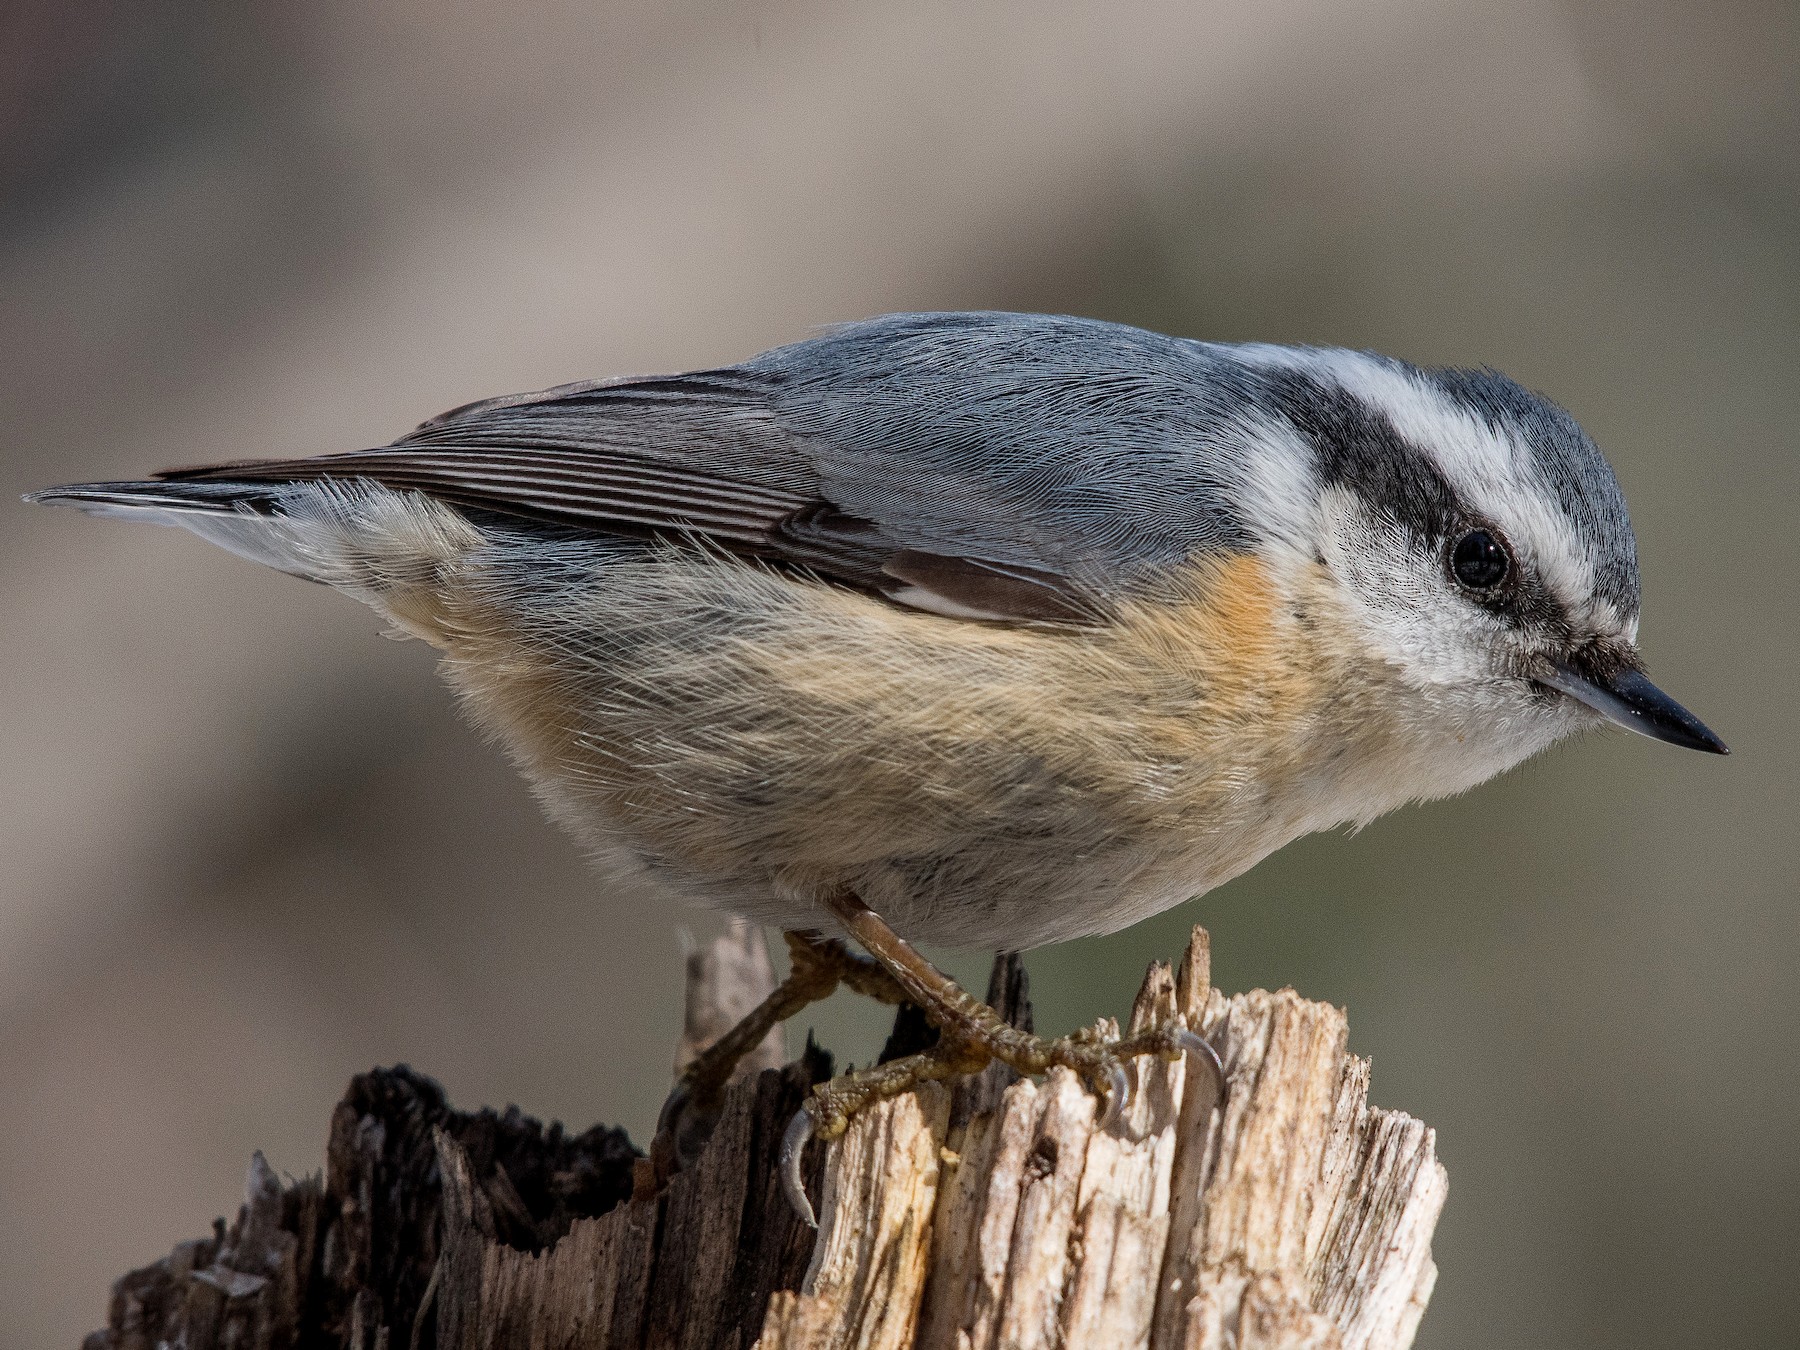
<box><xmin>652</xmin><ymin>931</ymin><xmax>909</xmax><ymax>1183</ymax></box>
<box><xmin>780</xmin><ymin>1013</ymin><xmax>1220</xmax><ymax>1226</ymax></box>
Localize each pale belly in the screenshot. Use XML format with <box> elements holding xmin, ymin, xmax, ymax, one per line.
<box><xmin>422</xmin><ymin>533</ymin><xmax>1565</xmax><ymax>950</ymax></box>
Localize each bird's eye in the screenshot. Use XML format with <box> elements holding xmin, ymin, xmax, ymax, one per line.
<box><xmin>1450</xmin><ymin>528</ymin><xmax>1510</xmax><ymax>590</ymax></box>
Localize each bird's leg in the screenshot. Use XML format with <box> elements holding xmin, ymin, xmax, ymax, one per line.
<box><xmin>654</xmin><ymin>930</ymin><xmax>909</xmax><ymax>1174</ymax></box>
<box><xmin>821</xmin><ymin>889</ymin><xmax>1216</xmax><ymax>1093</ymax></box>
<box><xmin>778</xmin><ymin>890</ymin><xmax>1222</xmax><ymax>1225</ymax></box>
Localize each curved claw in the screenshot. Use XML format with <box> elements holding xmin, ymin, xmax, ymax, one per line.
<box><xmin>1094</xmin><ymin>1059</ymin><xmax>1132</xmax><ymax>1131</ymax></box>
<box><xmin>780</xmin><ymin>1106</ymin><xmax>818</xmax><ymax>1229</ymax></box>
<box><xmin>1175</xmin><ymin>1028</ymin><xmax>1225</xmax><ymax>1106</ymax></box>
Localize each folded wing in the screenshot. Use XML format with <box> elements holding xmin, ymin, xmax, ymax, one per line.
<box><xmin>138</xmin><ymin>314</ymin><xmax>1250</xmax><ymax>623</ymax></box>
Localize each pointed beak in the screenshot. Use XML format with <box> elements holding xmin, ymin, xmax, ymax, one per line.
<box><xmin>1536</xmin><ymin>658</ymin><xmax>1729</xmax><ymax>755</ymax></box>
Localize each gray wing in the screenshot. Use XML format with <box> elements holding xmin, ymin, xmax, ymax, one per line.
<box><xmin>160</xmin><ymin>312</ymin><xmax>1258</xmax><ymax>622</ymax></box>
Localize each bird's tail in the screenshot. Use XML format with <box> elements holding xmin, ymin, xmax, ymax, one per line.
<box><xmin>25</xmin><ymin>476</ymin><xmax>489</xmax><ymax>636</ymax></box>
<box><xmin>24</xmin><ymin>479</ymin><xmax>349</xmax><ymax>581</ymax></box>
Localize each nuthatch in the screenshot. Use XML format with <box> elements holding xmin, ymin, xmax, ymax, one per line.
<box><xmin>30</xmin><ymin>312</ymin><xmax>1726</xmax><ymax>1221</ymax></box>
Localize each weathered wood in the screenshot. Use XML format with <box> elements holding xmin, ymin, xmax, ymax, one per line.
<box><xmin>87</xmin><ymin>925</ymin><xmax>1445</xmax><ymax>1349</ymax></box>
<box><xmin>673</xmin><ymin>917</ymin><xmax>788</xmax><ymax>1084</ymax></box>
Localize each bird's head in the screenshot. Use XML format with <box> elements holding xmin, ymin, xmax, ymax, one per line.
<box><xmin>1222</xmin><ymin>345</ymin><xmax>1726</xmax><ymax>773</ymax></box>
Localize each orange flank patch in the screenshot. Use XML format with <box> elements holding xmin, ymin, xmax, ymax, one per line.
<box><xmin>1118</xmin><ymin>552</ymin><xmax>1327</xmax><ymax>736</ymax></box>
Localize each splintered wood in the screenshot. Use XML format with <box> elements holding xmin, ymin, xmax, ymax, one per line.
<box><xmin>754</xmin><ymin>927</ymin><xmax>1446</xmax><ymax>1350</ymax></box>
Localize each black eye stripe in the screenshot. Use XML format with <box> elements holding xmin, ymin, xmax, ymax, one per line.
<box><xmin>1255</xmin><ymin>363</ymin><xmax>1608</xmax><ymax>644</ymax></box>
<box><xmin>1444</xmin><ymin>528</ymin><xmax>1584</xmax><ymax>636</ymax></box>
<box><xmin>1259</xmin><ymin>370</ymin><xmax>1461</xmax><ymax>544</ymax></box>
<box><xmin>1422</xmin><ymin>365</ymin><xmax>1640</xmax><ymax>616</ymax></box>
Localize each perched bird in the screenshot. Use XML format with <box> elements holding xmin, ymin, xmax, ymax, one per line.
<box><xmin>29</xmin><ymin>311</ymin><xmax>1725</xmax><ymax>1221</ymax></box>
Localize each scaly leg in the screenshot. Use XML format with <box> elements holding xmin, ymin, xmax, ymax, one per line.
<box><xmin>778</xmin><ymin>890</ymin><xmax>1222</xmax><ymax>1225</ymax></box>
<box><xmin>653</xmin><ymin>930</ymin><xmax>909</xmax><ymax>1176</ymax></box>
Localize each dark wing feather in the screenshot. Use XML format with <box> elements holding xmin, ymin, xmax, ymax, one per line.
<box><xmin>774</xmin><ymin>506</ymin><xmax>1096</xmax><ymax>621</ymax></box>
<box><xmin>161</xmin><ymin>371</ymin><xmax>808</xmax><ymax>545</ymax></box>
<box><xmin>166</xmin><ymin>445</ymin><xmax>808</xmax><ymax>547</ymax></box>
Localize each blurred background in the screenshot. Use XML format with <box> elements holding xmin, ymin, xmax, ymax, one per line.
<box><xmin>2</xmin><ymin>1</ymin><xmax>1794</xmax><ymax>1345</ymax></box>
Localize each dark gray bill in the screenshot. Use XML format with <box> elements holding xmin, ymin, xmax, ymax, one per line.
<box><xmin>1538</xmin><ymin>660</ymin><xmax>1728</xmax><ymax>755</ymax></box>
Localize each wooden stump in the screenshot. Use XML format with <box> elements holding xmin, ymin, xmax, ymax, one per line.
<box><xmin>86</xmin><ymin>924</ymin><xmax>1446</xmax><ymax>1350</ymax></box>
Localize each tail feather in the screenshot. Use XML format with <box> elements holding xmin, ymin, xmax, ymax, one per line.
<box><xmin>28</xmin><ymin>476</ymin><xmax>492</xmax><ymax>634</ymax></box>
<box><xmin>29</xmin><ymin>479</ymin><xmax>338</xmax><ymax>581</ymax></box>
<box><xmin>26</xmin><ymin>479</ymin><xmax>283</xmax><ymax>515</ymax></box>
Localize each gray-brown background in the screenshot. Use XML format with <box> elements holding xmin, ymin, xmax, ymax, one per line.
<box><xmin>3</xmin><ymin>3</ymin><xmax>1794</xmax><ymax>1345</ymax></box>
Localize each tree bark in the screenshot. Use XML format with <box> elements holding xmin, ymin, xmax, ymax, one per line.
<box><xmin>86</xmin><ymin>923</ymin><xmax>1445</xmax><ymax>1350</ymax></box>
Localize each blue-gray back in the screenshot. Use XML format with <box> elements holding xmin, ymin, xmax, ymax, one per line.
<box><xmin>144</xmin><ymin>310</ymin><xmax>1634</xmax><ymax>621</ymax></box>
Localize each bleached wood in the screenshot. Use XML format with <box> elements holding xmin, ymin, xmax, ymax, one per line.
<box><xmin>1058</xmin><ymin>963</ymin><xmax>1184</xmax><ymax>1349</ymax></box>
<box><xmin>756</xmin><ymin>1086</ymin><xmax>950</xmax><ymax>1350</ymax></box>
<box><xmin>675</xmin><ymin>915</ymin><xmax>787</xmax><ymax>1082</ymax></box>
<box><xmin>744</xmin><ymin>926</ymin><xmax>1443</xmax><ymax>1350</ymax></box>
<box><xmin>1148</xmin><ymin>933</ymin><xmax>1447</xmax><ymax>1350</ymax></box>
